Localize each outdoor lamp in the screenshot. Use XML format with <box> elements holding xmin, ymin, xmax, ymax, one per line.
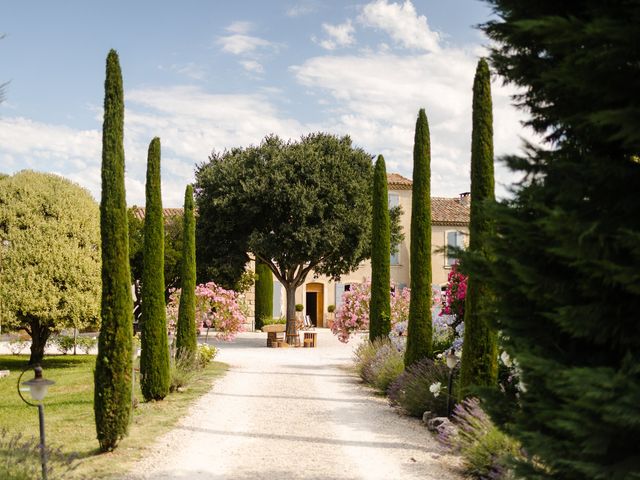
<box><xmin>445</xmin><ymin>349</ymin><xmax>459</xmax><ymax>417</ymax></box>
<box><xmin>18</xmin><ymin>365</ymin><xmax>55</xmax><ymax>480</ymax></box>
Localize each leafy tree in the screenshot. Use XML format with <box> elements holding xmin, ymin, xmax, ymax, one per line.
<box><xmin>254</xmin><ymin>259</ymin><xmax>273</xmax><ymax>330</ymax></box>
<box><xmin>128</xmin><ymin>207</ymin><xmax>183</xmax><ymax>320</ymax></box>
<box><xmin>140</xmin><ymin>138</ymin><xmax>171</xmax><ymax>401</ymax></box>
<box><xmin>470</xmin><ymin>2</ymin><xmax>640</xmax><ymax>478</ymax></box>
<box><xmin>94</xmin><ymin>49</ymin><xmax>133</xmax><ymax>452</ymax></box>
<box><xmin>195</xmin><ymin>133</ymin><xmax>373</xmax><ymax>340</ymax></box>
<box><xmin>459</xmin><ymin>59</ymin><xmax>498</xmax><ymax>393</ymax></box>
<box><xmin>0</xmin><ymin>171</ymin><xmax>100</xmax><ymax>364</ymax></box>
<box><xmin>405</xmin><ymin>109</ymin><xmax>433</xmax><ymax>366</ymax></box>
<box><xmin>369</xmin><ymin>154</ymin><xmax>391</xmax><ymax>341</ymax></box>
<box><xmin>175</xmin><ymin>185</ymin><xmax>197</xmax><ymax>358</ymax></box>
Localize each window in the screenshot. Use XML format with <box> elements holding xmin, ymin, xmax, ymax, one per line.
<box><xmin>388</xmin><ymin>193</ymin><xmax>399</xmax><ymax>209</ymax></box>
<box><xmin>445</xmin><ymin>230</ymin><xmax>466</xmax><ymax>267</ymax></box>
<box><xmin>390</xmin><ymin>247</ymin><xmax>400</xmax><ymax>266</ymax></box>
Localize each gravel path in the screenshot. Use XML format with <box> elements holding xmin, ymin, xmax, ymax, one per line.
<box><xmin>125</xmin><ymin>330</ymin><xmax>463</xmax><ymax>480</ymax></box>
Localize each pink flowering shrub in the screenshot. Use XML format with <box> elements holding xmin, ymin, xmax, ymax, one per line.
<box><xmin>166</xmin><ymin>282</ymin><xmax>246</xmax><ymax>341</ymax></box>
<box><xmin>440</xmin><ymin>264</ymin><xmax>467</xmax><ymax>320</ymax></box>
<box><xmin>332</xmin><ymin>280</ymin><xmax>411</xmax><ymax>343</ymax></box>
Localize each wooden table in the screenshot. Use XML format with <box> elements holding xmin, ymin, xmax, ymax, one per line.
<box><xmin>303</xmin><ymin>332</ymin><xmax>317</xmax><ymax>347</ymax></box>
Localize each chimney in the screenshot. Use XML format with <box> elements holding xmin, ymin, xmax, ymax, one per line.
<box><xmin>458</xmin><ymin>192</ymin><xmax>470</xmax><ymax>206</ymax></box>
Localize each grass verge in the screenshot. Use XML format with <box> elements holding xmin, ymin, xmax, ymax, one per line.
<box><xmin>0</xmin><ymin>354</ymin><xmax>227</xmax><ymax>479</ymax></box>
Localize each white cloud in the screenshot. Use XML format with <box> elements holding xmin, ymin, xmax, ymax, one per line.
<box><xmin>240</xmin><ymin>60</ymin><xmax>265</xmax><ymax>74</ymax></box>
<box><xmin>359</xmin><ymin>0</ymin><xmax>440</xmax><ymax>52</ymax></box>
<box><xmin>164</xmin><ymin>62</ymin><xmax>207</xmax><ymax>80</ymax></box>
<box><xmin>315</xmin><ymin>20</ymin><xmax>356</xmax><ymax>50</ymax></box>
<box><xmin>217</xmin><ymin>33</ymin><xmax>272</xmax><ymax>56</ymax></box>
<box><xmin>286</xmin><ymin>2</ymin><xmax>319</xmax><ymax>17</ymax></box>
<box><xmin>226</xmin><ymin>21</ymin><xmax>253</xmax><ymax>35</ymax></box>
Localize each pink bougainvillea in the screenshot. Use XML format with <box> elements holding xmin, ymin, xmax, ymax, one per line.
<box><xmin>440</xmin><ymin>264</ymin><xmax>467</xmax><ymax>321</ymax></box>
<box><xmin>167</xmin><ymin>282</ymin><xmax>246</xmax><ymax>341</ymax></box>
<box><xmin>331</xmin><ymin>280</ymin><xmax>411</xmax><ymax>343</ymax></box>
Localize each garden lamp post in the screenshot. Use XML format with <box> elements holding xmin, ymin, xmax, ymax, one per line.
<box><xmin>18</xmin><ymin>365</ymin><xmax>55</xmax><ymax>480</ymax></box>
<box><xmin>445</xmin><ymin>349</ymin><xmax>459</xmax><ymax>417</ymax></box>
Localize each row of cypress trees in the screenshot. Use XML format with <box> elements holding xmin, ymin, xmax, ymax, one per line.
<box><xmin>368</xmin><ymin>60</ymin><xmax>497</xmax><ymax>392</ymax></box>
<box><xmin>94</xmin><ymin>50</ymin><xmax>198</xmax><ymax>451</ymax></box>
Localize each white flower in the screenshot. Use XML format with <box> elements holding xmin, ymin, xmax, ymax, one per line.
<box><xmin>429</xmin><ymin>381</ymin><xmax>442</xmax><ymax>398</ymax></box>
<box><xmin>500</xmin><ymin>351</ymin><xmax>513</xmax><ymax>368</ymax></box>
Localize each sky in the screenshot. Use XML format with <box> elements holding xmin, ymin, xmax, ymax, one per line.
<box><xmin>0</xmin><ymin>0</ymin><xmax>535</xmax><ymax>207</ymax></box>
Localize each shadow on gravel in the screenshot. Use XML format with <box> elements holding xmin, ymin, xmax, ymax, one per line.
<box><xmin>174</xmin><ymin>425</ymin><xmax>436</xmax><ymax>453</ymax></box>
<box><xmin>232</xmin><ymin>370</ymin><xmax>354</xmax><ymax>378</ymax></box>
<box><xmin>125</xmin><ymin>469</ymin><xmax>360</xmax><ymax>480</ymax></box>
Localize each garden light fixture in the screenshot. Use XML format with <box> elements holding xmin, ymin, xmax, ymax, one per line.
<box><xmin>445</xmin><ymin>349</ymin><xmax>459</xmax><ymax>417</ymax></box>
<box><xmin>18</xmin><ymin>365</ymin><xmax>55</xmax><ymax>480</ymax></box>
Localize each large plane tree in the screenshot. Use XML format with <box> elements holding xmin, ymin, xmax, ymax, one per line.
<box><xmin>195</xmin><ymin>133</ymin><xmax>373</xmax><ymax>341</ymax></box>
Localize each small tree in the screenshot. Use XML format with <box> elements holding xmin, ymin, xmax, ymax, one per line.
<box><xmin>405</xmin><ymin>109</ymin><xmax>433</xmax><ymax>366</ymax></box>
<box><xmin>459</xmin><ymin>58</ymin><xmax>498</xmax><ymax>393</ymax></box>
<box><xmin>0</xmin><ymin>171</ymin><xmax>100</xmax><ymax>364</ymax></box>
<box><xmin>140</xmin><ymin>138</ymin><xmax>171</xmax><ymax>401</ymax></box>
<box><xmin>175</xmin><ymin>185</ymin><xmax>197</xmax><ymax>358</ymax></box>
<box><xmin>254</xmin><ymin>259</ymin><xmax>273</xmax><ymax>330</ymax></box>
<box><xmin>369</xmin><ymin>155</ymin><xmax>391</xmax><ymax>341</ymax></box>
<box><xmin>94</xmin><ymin>49</ymin><xmax>133</xmax><ymax>452</ymax></box>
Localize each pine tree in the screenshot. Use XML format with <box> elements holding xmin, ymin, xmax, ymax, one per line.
<box><xmin>94</xmin><ymin>49</ymin><xmax>133</xmax><ymax>452</ymax></box>
<box><xmin>175</xmin><ymin>185</ymin><xmax>197</xmax><ymax>358</ymax></box>
<box><xmin>405</xmin><ymin>109</ymin><xmax>432</xmax><ymax>366</ymax></box>
<box><xmin>140</xmin><ymin>137</ymin><xmax>171</xmax><ymax>401</ymax></box>
<box><xmin>369</xmin><ymin>154</ymin><xmax>391</xmax><ymax>341</ymax></box>
<box><xmin>254</xmin><ymin>260</ymin><xmax>273</xmax><ymax>330</ymax></box>
<box><xmin>473</xmin><ymin>2</ymin><xmax>640</xmax><ymax>478</ymax></box>
<box><xmin>459</xmin><ymin>58</ymin><xmax>498</xmax><ymax>393</ymax></box>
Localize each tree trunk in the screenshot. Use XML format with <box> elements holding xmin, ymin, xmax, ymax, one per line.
<box><xmin>28</xmin><ymin>318</ymin><xmax>51</xmax><ymax>365</ymax></box>
<box><xmin>284</xmin><ymin>283</ymin><xmax>299</xmax><ymax>345</ymax></box>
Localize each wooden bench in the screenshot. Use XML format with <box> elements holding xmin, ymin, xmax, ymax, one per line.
<box><xmin>262</xmin><ymin>324</ymin><xmax>286</xmax><ymax>347</ymax></box>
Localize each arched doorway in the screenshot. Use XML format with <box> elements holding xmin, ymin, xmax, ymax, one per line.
<box><xmin>305</xmin><ymin>283</ymin><xmax>324</xmax><ymax>327</ymax></box>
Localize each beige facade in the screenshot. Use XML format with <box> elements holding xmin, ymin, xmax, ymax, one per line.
<box><xmin>268</xmin><ymin>174</ymin><xmax>470</xmax><ymax>328</ymax></box>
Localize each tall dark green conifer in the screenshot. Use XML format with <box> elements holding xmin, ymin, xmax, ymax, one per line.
<box><xmin>254</xmin><ymin>260</ymin><xmax>273</xmax><ymax>330</ymax></box>
<box><xmin>140</xmin><ymin>137</ymin><xmax>170</xmax><ymax>401</ymax></box>
<box><xmin>473</xmin><ymin>2</ymin><xmax>640</xmax><ymax>478</ymax></box>
<box><xmin>459</xmin><ymin>59</ymin><xmax>498</xmax><ymax>392</ymax></box>
<box><xmin>175</xmin><ymin>185</ymin><xmax>197</xmax><ymax>358</ymax></box>
<box><xmin>370</xmin><ymin>154</ymin><xmax>391</xmax><ymax>341</ymax></box>
<box><xmin>405</xmin><ymin>109</ymin><xmax>432</xmax><ymax>366</ymax></box>
<box><xmin>94</xmin><ymin>49</ymin><xmax>133</xmax><ymax>452</ymax></box>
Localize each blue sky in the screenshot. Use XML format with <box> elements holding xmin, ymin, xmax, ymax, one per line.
<box><xmin>0</xmin><ymin>0</ymin><xmax>533</xmax><ymax>207</ymax></box>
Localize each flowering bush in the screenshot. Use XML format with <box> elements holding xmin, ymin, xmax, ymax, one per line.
<box><xmin>353</xmin><ymin>338</ymin><xmax>405</xmax><ymax>393</ymax></box>
<box><xmin>387</xmin><ymin>357</ymin><xmax>450</xmax><ymax>417</ymax></box>
<box><xmin>332</xmin><ymin>281</ymin><xmax>411</xmax><ymax>343</ymax></box>
<box><xmin>167</xmin><ymin>282</ymin><xmax>246</xmax><ymax>341</ymax></box>
<box><xmin>441</xmin><ymin>264</ymin><xmax>467</xmax><ymax>319</ymax></box>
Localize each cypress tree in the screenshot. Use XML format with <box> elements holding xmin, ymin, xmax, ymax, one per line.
<box><xmin>459</xmin><ymin>58</ymin><xmax>498</xmax><ymax>392</ymax></box>
<box><xmin>175</xmin><ymin>184</ymin><xmax>197</xmax><ymax>358</ymax></box>
<box><xmin>94</xmin><ymin>49</ymin><xmax>133</xmax><ymax>452</ymax></box>
<box><xmin>254</xmin><ymin>259</ymin><xmax>273</xmax><ymax>330</ymax></box>
<box><xmin>140</xmin><ymin>137</ymin><xmax>171</xmax><ymax>401</ymax></box>
<box><xmin>405</xmin><ymin>109</ymin><xmax>432</xmax><ymax>366</ymax></box>
<box><xmin>369</xmin><ymin>154</ymin><xmax>391</xmax><ymax>341</ymax></box>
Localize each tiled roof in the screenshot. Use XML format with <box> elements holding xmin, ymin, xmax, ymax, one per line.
<box><xmin>387</xmin><ymin>173</ymin><xmax>412</xmax><ymax>190</ymax></box>
<box><xmin>431</xmin><ymin>197</ymin><xmax>470</xmax><ymax>226</ymax></box>
<box><xmin>130</xmin><ymin>206</ymin><xmax>184</xmax><ymax>221</ymax></box>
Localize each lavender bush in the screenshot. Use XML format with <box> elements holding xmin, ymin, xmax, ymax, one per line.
<box><xmin>387</xmin><ymin>358</ymin><xmax>450</xmax><ymax>417</ymax></box>
<box><xmin>354</xmin><ymin>338</ymin><xmax>405</xmax><ymax>393</ymax></box>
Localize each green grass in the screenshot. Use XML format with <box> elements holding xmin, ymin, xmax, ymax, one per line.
<box><xmin>0</xmin><ymin>354</ymin><xmax>227</xmax><ymax>479</ymax></box>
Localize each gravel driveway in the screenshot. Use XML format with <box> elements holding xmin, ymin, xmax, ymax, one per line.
<box><xmin>125</xmin><ymin>330</ymin><xmax>463</xmax><ymax>480</ymax></box>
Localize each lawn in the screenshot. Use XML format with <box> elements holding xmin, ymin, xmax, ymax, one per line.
<box><xmin>0</xmin><ymin>354</ymin><xmax>227</xmax><ymax>479</ymax></box>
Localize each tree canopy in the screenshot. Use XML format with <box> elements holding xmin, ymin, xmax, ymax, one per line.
<box><xmin>195</xmin><ymin>133</ymin><xmax>374</xmax><ymax>335</ymax></box>
<box><xmin>0</xmin><ymin>170</ymin><xmax>101</xmax><ymax>363</ymax></box>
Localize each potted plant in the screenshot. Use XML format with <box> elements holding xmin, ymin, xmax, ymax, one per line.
<box><xmin>295</xmin><ymin>304</ymin><xmax>304</xmax><ymax>322</ymax></box>
<box><xmin>327</xmin><ymin>304</ymin><xmax>336</xmax><ymax>329</ymax></box>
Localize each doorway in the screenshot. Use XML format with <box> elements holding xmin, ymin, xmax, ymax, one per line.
<box><xmin>305</xmin><ymin>283</ymin><xmax>324</xmax><ymax>327</ymax></box>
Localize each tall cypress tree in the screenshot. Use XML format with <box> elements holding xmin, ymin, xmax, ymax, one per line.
<box><xmin>459</xmin><ymin>58</ymin><xmax>498</xmax><ymax>392</ymax></box>
<box><xmin>140</xmin><ymin>137</ymin><xmax>171</xmax><ymax>401</ymax></box>
<box><xmin>369</xmin><ymin>154</ymin><xmax>391</xmax><ymax>341</ymax></box>
<box><xmin>254</xmin><ymin>260</ymin><xmax>273</xmax><ymax>330</ymax></box>
<box><xmin>405</xmin><ymin>109</ymin><xmax>432</xmax><ymax>366</ymax></box>
<box><xmin>94</xmin><ymin>49</ymin><xmax>133</xmax><ymax>452</ymax></box>
<box><xmin>175</xmin><ymin>184</ymin><xmax>197</xmax><ymax>358</ymax></box>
